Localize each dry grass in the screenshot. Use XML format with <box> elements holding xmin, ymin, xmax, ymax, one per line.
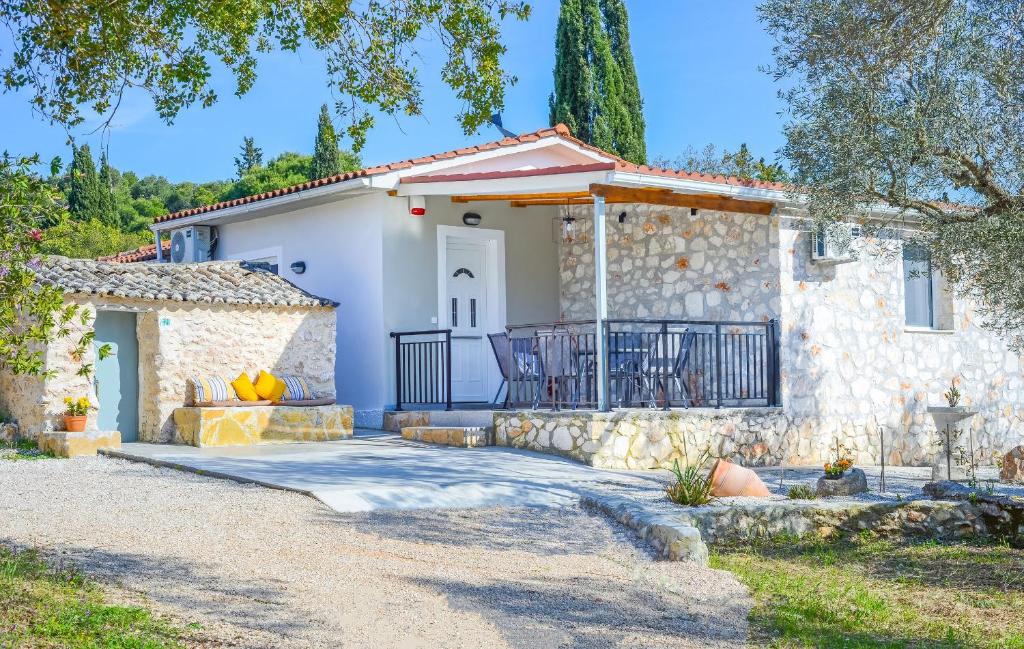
<box><xmin>712</xmin><ymin>534</ymin><xmax>1024</xmax><ymax>648</ymax></box>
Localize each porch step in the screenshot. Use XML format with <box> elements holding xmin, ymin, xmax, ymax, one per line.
<box><xmin>384</xmin><ymin>409</ymin><xmax>495</xmax><ymax>432</ymax></box>
<box><xmin>400</xmin><ymin>426</ymin><xmax>492</xmax><ymax>448</ymax></box>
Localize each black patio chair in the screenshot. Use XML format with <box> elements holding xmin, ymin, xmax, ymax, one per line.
<box><xmin>661</xmin><ymin>330</ymin><xmax>695</xmax><ymax>407</ymax></box>
<box><xmin>535</xmin><ymin>328</ymin><xmax>583</xmax><ymax>409</ymax></box>
<box><xmin>488</xmin><ymin>332</ymin><xmax>538</xmax><ymax>408</ymax></box>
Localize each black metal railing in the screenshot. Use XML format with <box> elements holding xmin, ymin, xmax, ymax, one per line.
<box><xmin>505</xmin><ymin>318</ymin><xmax>781</xmax><ymax>410</ymax></box>
<box><xmin>390</xmin><ymin>329</ymin><xmax>452</xmax><ymax>411</ymax></box>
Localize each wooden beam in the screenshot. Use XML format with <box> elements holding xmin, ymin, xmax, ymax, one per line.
<box><xmin>589</xmin><ymin>183</ymin><xmax>774</xmax><ymax>216</ymax></box>
<box><xmin>451</xmin><ymin>191</ymin><xmax>592</xmax><ymax>203</ymax></box>
<box><xmin>509</xmin><ymin>198</ymin><xmax>594</xmax><ymax>207</ymax></box>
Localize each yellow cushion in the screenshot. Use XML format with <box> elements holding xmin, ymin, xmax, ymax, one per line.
<box><xmin>253</xmin><ymin>370</ymin><xmax>281</xmax><ymax>400</ymax></box>
<box><xmin>270</xmin><ymin>378</ymin><xmax>288</xmax><ymax>402</ymax></box>
<box><xmin>231</xmin><ymin>372</ymin><xmax>260</xmax><ymax>401</ymax></box>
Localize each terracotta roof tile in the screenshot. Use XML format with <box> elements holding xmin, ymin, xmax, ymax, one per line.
<box><xmin>97</xmin><ymin>241</ymin><xmax>170</xmax><ymax>264</ymax></box>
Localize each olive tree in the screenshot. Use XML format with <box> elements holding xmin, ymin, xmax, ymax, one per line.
<box><xmin>0</xmin><ymin>0</ymin><xmax>529</xmax><ymax>378</ymax></box>
<box><xmin>759</xmin><ymin>0</ymin><xmax>1024</xmax><ymax>346</ymax></box>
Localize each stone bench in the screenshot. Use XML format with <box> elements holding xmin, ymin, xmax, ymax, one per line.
<box><xmin>173</xmin><ymin>404</ymin><xmax>354</xmax><ymax>447</ymax></box>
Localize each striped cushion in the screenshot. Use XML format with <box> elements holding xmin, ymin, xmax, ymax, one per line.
<box><xmin>278</xmin><ymin>376</ymin><xmax>312</xmax><ymax>401</ymax></box>
<box><xmin>189</xmin><ymin>376</ymin><xmax>235</xmax><ymax>403</ymax></box>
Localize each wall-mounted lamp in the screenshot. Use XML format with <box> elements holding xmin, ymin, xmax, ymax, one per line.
<box><xmin>290</xmin><ymin>261</ymin><xmax>307</xmax><ymax>274</ymax></box>
<box><xmin>617</xmin><ymin>211</ymin><xmax>628</xmax><ymax>224</ymax></box>
<box><xmin>462</xmin><ymin>212</ymin><xmax>482</xmax><ymax>226</ymax></box>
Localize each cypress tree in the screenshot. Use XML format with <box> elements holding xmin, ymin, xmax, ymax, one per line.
<box><xmin>97</xmin><ymin>150</ymin><xmax>118</xmax><ymax>226</ymax></box>
<box><xmin>67</xmin><ymin>144</ymin><xmax>105</xmax><ymax>221</ymax></box>
<box><xmin>310</xmin><ymin>104</ymin><xmax>340</xmax><ymax>179</ymax></box>
<box><xmin>550</xmin><ymin>0</ymin><xmax>593</xmax><ymax>144</ymax></box>
<box><xmin>549</xmin><ymin>0</ymin><xmax>646</xmax><ymax>164</ymax></box>
<box><xmin>600</xmin><ymin>0</ymin><xmax>646</xmax><ymax>164</ymax></box>
<box><xmin>234</xmin><ymin>137</ymin><xmax>263</xmax><ymax>179</ymax></box>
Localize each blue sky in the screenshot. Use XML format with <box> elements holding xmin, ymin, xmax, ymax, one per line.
<box><xmin>0</xmin><ymin>1</ymin><xmax>786</xmax><ymax>183</ymax></box>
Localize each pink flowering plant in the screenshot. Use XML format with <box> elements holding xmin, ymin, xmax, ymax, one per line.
<box><xmin>1</xmin><ymin>154</ymin><xmax>98</xmax><ymax>378</ymax></box>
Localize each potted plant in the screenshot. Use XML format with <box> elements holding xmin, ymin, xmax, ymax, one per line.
<box><xmin>62</xmin><ymin>396</ymin><xmax>93</xmax><ymax>432</ymax></box>
<box><xmin>816</xmin><ymin>441</ymin><xmax>868</xmax><ymax>496</ymax></box>
<box><xmin>927</xmin><ymin>378</ymin><xmax>977</xmax><ymax>480</ymax></box>
<box><xmin>823</xmin><ymin>457</ymin><xmax>853</xmax><ymax>479</ymax></box>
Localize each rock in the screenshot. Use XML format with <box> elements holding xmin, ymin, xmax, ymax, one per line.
<box><xmin>923</xmin><ymin>480</ymin><xmax>973</xmax><ymax>500</ymax></box>
<box><xmin>1000</xmin><ymin>445</ymin><xmax>1024</xmax><ymax>482</ymax></box>
<box><xmin>0</xmin><ymin>422</ymin><xmax>18</xmax><ymax>443</ymax></box>
<box><xmin>816</xmin><ymin>468</ymin><xmax>868</xmax><ymax>497</ymax></box>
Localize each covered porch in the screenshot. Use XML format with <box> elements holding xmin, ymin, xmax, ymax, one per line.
<box><xmin>388</xmin><ymin>172</ymin><xmax>782</xmax><ymax>416</ymax></box>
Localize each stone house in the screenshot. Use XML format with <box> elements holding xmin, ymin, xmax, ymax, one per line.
<box><xmin>99</xmin><ymin>123</ymin><xmax>1022</xmax><ymax>468</ymax></box>
<box><xmin>0</xmin><ymin>257</ymin><xmax>337</xmax><ymax>444</ymax></box>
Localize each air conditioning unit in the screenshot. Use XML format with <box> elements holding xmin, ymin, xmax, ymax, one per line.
<box><xmin>169</xmin><ymin>226</ymin><xmax>212</xmax><ymax>263</ymax></box>
<box><xmin>811</xmin><ymin>223</ymin><xmax>862</xmax><ymax>264</ymax></box>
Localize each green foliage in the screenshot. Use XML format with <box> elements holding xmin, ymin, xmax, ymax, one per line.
<box><xmin>550</xmin><ymin>0</ymin><xmax>646</xmax><ymax>164</ymax></box>
<box><xmin>66</xmin><ymin>143</ymin><xmax>115</xmax><ymax>224</ymax></box>
<box><xmin>712</xmin><ymin>535</ymin><xmax>1024</xmax><ymax>647</ymax></box>
<box><xmin>234</xmin><ymin>137</ymin><xmax>263</xmax><ymax>179</ymax></box>
<box><xmin>1</xmin><ymin>0</ymin><xmax>530</xmax><ymax>151</ymax></box>
<box><xmin>0</xmin><ymin>546</ymin><xmax>187</xmax><ymax>645</ymax></box>
<box><xmin>39</xmin><ymin>218</ymin><xmax>151</xmax><ymax>259</ymax></box>
<box><xmin>653</xmin><ymin>143</ymin><xmax>791</xmax><ymax>183</ymax></box>
<box><xmin>944</xmin><ymin>380</ymin><xmax>962</xmax><ymax>408</ymax></box>
<box><xmin>665</xmin><ymin>448</ymin><xmax>715</xmax><ymax>506</ymax></box>
<box><xmin>0</xmin><ymin>437</ymin><xmax>54</xmax><ymax>461</ymax></box>
<box><xmin>760</xmin><ymin>0</ymin><xmax>1024</xmax><ymax>348</ymax></box>
<box><xmin>311</xmin><ymin>104</ymin><xmax>341</xmax><ymax>180</ymax></box>
<box><xmin>787</xmin><ymin>484</ymin><xmax>815</xmax><ymax>500</ymax></box>
<box><xmin>0</xmin><ymin>155</ymin><xmax>93</xmax><ymax>378</ymax></box>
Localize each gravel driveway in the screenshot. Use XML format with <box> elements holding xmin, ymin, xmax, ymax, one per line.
<box><xmin>0</xmin><ymin>457</ymin><xmax>750</xmax><ymax>648</ymax></box>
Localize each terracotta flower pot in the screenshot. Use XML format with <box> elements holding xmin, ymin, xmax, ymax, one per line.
<box><xmin>709</xmin><ymin>458</ymin><xmax>771</xmax><ymax>498</ymax></box>
<box><xmin>64</xmin><ymin>415</ymin><xmax>87</xmax><ymax>433</ymax></box>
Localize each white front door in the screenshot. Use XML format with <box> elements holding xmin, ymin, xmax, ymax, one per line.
<box><xmin>445</xmin><ymin>240</ymin><xmax>489</xmax><ymax>402</ymax></box>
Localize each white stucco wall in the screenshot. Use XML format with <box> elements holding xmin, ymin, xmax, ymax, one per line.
<box><xmin>380</xmin><ymin>196</ymin><xmax>561</xmax><ymax>407</ymax></box>
<box><xmin>213</xmin><ymin>192</ymin><xmax>392</xmax><ymax>424</ymax></box>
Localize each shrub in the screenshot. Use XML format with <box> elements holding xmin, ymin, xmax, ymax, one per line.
<box><xmin>787</xmin><ymin>484</ymin><xmax>816</xmax><ymax>500</ymax></box>
<box><xmin>666</xmin><ymin>448</ymin><xmax>715</xmax><ymax>506</ymax></box>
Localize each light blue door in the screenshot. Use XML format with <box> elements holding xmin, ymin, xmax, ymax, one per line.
<box><xmin>94</xmin><ymin>311</ymin><xmax>139</xmax><ymax>441</ymax></box>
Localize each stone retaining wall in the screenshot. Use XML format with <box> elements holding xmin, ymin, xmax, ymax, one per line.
<box><xmin>494</xmin><ymin>408</ymin><xmax>785</xmax><ymax>469</ymax></box>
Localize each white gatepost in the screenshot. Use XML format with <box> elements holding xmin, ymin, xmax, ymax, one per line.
<box><xmin>593</xmin><ymin>195</ymin><xmax>610</xmax><ymax>411</ymax></box>
<box><xmin>154</xmin><ymin>232</ymin><xmax>163</xmax><ymax>262</ymax></box>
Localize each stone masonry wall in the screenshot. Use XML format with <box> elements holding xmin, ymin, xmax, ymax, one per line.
<box><xmin>141</xmin><ymin>301</ymin><xmax>336</xmax><ymax>442</ymax></box>
<box><xmin>2</xmin><ymin>295</ymin><xmax>337</xmax><ymax>442</ymax></box>
<box><xmin>559</xmin><ymin>203</ymin><xmax>780</xmax><ymax>322</ymax></box>
<box><xmin>553</xmin><ymin>205</ymin><xmax>1024</xmax><ymax>468</ymax></box>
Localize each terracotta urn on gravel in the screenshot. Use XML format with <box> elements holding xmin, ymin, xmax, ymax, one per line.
<box><xmin>709</xmin><ymin>458</ymin><xmax>771</xmax><ymax>498</ymax></box>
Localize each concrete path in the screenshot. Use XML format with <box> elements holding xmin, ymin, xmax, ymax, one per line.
<box><xmin>108</xmin><ymin>430</ymin><xmax>665</xmax><ymax>512</ymax></box>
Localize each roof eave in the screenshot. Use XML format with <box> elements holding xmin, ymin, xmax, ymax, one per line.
<box><xmin>150</xmin><ymin>176</ymin><xmax>375</xmax><ymax>232</ymax></box>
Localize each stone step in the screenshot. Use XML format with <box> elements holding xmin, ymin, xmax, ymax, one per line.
<box><xmin>400</xmin><ymin>426</ymin><xmax>492</xmax><ymax>448</ymax></box>
<box><xmin>384</xmin><ymin>410</ymin><xmax>495</xmax><ymax>433</ymax></box>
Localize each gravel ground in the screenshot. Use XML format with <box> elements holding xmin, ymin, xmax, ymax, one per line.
<box><xmin>0</xmin><ymin>456</ymin><xmax>751</xmax><ymax>648</ymax></box>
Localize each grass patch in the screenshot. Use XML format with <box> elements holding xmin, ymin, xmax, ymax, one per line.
<box><xmin>0</xmin><ymin>546</ymin><xmax>187</xmax><ymax>647</ymax></box>
<box><xmin>711</xmin><ymin>534</ymin><xmax>1024</xmax><ymax>648</ymax></box>
<box><xmin>0</xmin><ymin>438</ymin><xmax>55</xmax><ymax>461</ymax></box>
